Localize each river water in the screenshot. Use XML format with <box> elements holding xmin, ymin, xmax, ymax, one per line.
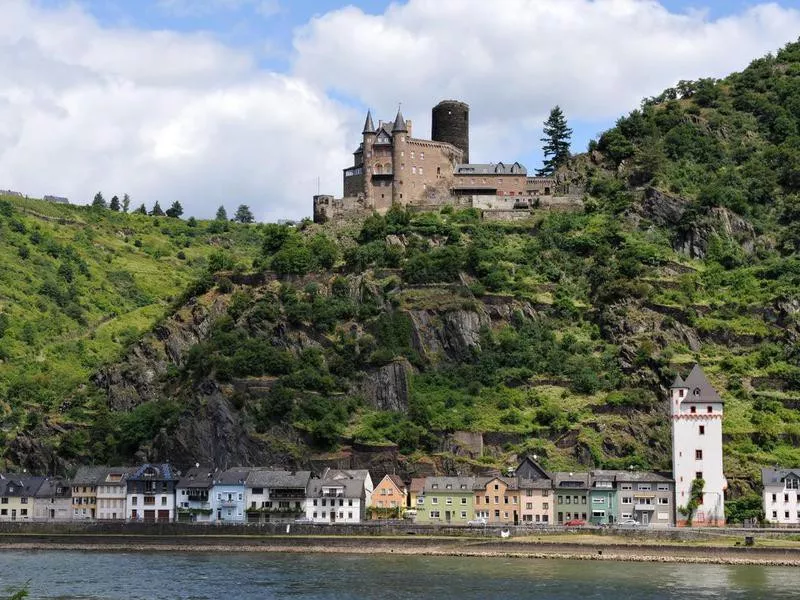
<box><xmin>0</xmin><ymin>550</ymin><xmax>797</xmax><ymax>599</ymax></box>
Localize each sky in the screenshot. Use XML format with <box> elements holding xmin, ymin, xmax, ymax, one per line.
<box><xmin>1</xmin><ymin>1</ymin><xmax>799</xmax><ymax>221</ymax></box>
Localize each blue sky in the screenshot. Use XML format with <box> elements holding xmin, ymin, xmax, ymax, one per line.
<box><xmin>4</xmin><ymin>0</ymin><xmax>800</xmax><ymax>220</ymax></box>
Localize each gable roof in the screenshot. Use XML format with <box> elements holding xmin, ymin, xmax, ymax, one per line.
<box><xmin>245</xmin><ymin>470</ymin><xmax>311</xmax><ymax>489</ymax></box>
<box><xmin>72</xmin><ymin>466</ymin><xmax>115</xmax><ymax>486</ymax></box>
<box><xmin>681</xmin><ymin>364</ymin><xmax>723</xmax><ymax>403</ymax></box>
<box><xmin>518</xmin><ymin>477</ymin><xmax>553</xmax><ymax>490</ymax></box>
<box><xmin>0</xmin><ymin>474</ymin><xmax>46</xmax><ymax>497</ymax></box>
<box><xmin>307</xmin><ymin>469</ymin><xmax>370</xmax><ymax>499</ymax></box>
<box><xmin>762</xmin><ymin>468</ymin><xmax>800</xmax><ymax>486</ymax></box>
<box><xmin>423</xmin><ymin>476</ymin><xmax>475</xmax><ymax>493</ymax></box>
<box><xmin>177</xmin><ymin>466</ymin><xmax>216</xmax><ymax>489</ymax></box>
<box><xmin>474</xmin><ymin>476</ymin><xmax>519</xmax><ymax>491</ymax></box>
<box><xmin>376</xmin><ymin>474</ymin><xmax>406</xmax><ymax>493</ymax></box>
<box><xmin>515</xmin><ymin>456</ymin><xmax>550</xmax><ymax>481</ymax></box>
<box><xmin>409</xmin><ymin>477</ymin><xmax>426</xmax><ymax>493</ymax></box>
<box><xmin>214</xmin><ymin>467</ymin><xmax>259</xmax><ymax>486</ymax></box>
<box><xmin>35</xmin><ymin>477</ymin><xmax>71</xmax><ymax>498</ymax></box>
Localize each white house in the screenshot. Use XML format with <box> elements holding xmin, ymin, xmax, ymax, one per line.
<box><xmin>670</xmin><ymin>364</ymin><xmax>726</xmax><ymax>526</ymax></box>
<box><xmin>305</xmin><ymin>469</ymin><xmax>373</xmax><ymax>524</ymax></box>
<box><xmin>96</xmin><ymin>468</ymin><xmax>135</xmax><ymax>521</ymax></box>
<box><xmin>762</xmin><ymin>468</ymin><xmax>800</xmax><ymax>526</ymax></box>
<box><xmin>125</xmin><ymin>464</ymin><xmax>178</xmax><ymax>522</ymax></box>
<box><xmin>176</xmin><ymin>466</ymin><xmax>216</xmax><ymax>523</ymax></box>
<box><xmin>245</xmin><ymin>470</ymin><xmax>310</xmax><ymax>524</ymax></box>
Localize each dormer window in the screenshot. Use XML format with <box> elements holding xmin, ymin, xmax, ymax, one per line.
<box><xmin>693</xmin><ymin>388</ymin><xmax>701</xmax><ymax>397</ymax></box>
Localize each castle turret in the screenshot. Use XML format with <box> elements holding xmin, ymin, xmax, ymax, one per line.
<box><xmin>362</xmin><ymin>110</ymin><xmax>375</xmax><ymax>134</ymax></box>
<box><xmin>432</xmin><ymin>100</ymin><xmax>469</xmax><ymax>163</ymax></box>
<box><xmin>362</xmin><ymin>110</ymin><xmax>377</xmax><ymax>209</ymax></box>
<box><xmin>671</xmin><ymin>364</ymin><xmax>726</xmax><ymax>527</ymax></box>
<box><xmin>391</xmin><ymin>108</ymin><xmax>408</xmax><ymax>207</ymax></box>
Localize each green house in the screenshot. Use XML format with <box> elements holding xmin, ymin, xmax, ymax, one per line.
<box><xmin>553</xmin><ymin>472</ymin><xmax>589</xmax><ymax>524</ymax></box>
<box><xmin>414</xmin><ymin>477</ymin><xmax>476</xmax><ymax>525</ymax></box>
<box><xmin>588</xmin><ymin>471</ymin><xmax>617</xmax><ymax>525</ymax></box>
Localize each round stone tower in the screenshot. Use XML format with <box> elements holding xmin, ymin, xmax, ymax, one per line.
<box><xmin>431</xmin><ymin>100</ymin><xmax>469</xmax><ymax>163</ymax></box>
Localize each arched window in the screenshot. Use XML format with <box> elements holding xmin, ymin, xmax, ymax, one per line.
<box><xmin>374</xmin><ymin>164</ymin><xmax>382</xmax><ymax>174</ymax></box>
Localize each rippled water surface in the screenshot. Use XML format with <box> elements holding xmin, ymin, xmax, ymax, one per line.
<box><xmin>0</xmin><ymin>550</ymin><xmax>797</xmax><ymax>599</ymax></box>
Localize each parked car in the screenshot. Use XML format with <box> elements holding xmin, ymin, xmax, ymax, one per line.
<box><xmin>564</xmin><ymin>519</ymin><xmax>586</xmax><ymax>527</ymax></box>
<box><xmin>293</xmin><ymin>517</ymin><xmax>312</xmax><ymax>523</ymax></box>
<box><xmin>616</xmin><ymin>518</ymin><xmax>641</xmax><ymax>527</ymax></box>
<box><xmin>467</xmin><ymin>517</ymin><xmax>488</xmax><ymax>526</ymax></box>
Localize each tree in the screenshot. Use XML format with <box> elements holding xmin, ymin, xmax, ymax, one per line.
<box><xmin>122</xmin><ymin>193</ymin><xmax>131</xmax><ymax>213</ymax></box>
<box><xmin>215</xmin><ymin>205</ymin><xmax>228</xmax><ymax>221</ymax></box>
<box><xmin>165</xmin><ymin>201</ymin><xmax>184</xmax><ymax>218</ymax></box>
<box><xmin>109</xmin><ymin>195</ymin><xmax>120</xmax><ymax>211</ymax></box>
<box><xmin>91</xmin><ymin>192</ymin><xmax>106</xmax><ymax>209</ymax></box>
<box><xmin>135</xmin><ymin>203</ymin><xmax>147</xmax><ymax>215</ymax></box>
<box><xmin>536</xmin><ymin>105</ymin><xmax>573</xmax><ymax>176</ymax></box>
<box><xmin>187</xmin><ymin>216</ymin><xmax>197</xmax><ymax>227</ymax></box>
<box><xmin>150</xmin><ymin>201</ymin><xmax>165</xmax><ymax>216</ymax></box>
<box><xmin>234</xmin><ymin>204</ymin><xmax>255</xmax><ymax>224</ymax></box>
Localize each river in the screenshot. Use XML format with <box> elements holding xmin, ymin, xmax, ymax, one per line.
<box><xmin>0</xmin><ymin>550</ymin><xmax>796</xmax><ymax>599</ymax></box>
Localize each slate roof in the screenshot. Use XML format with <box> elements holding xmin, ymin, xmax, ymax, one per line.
<box><xmin>454</xmin><ymin>161</ymin><xmax>527</xmax><ymax>175</ymax></box>
<box><xmin>245</xmin><ymin>470</ymin><xmax>311</xmax><ymax>490</ymax></box>
<box><xmin>72</xmin><ymin>466</ymin><xmax>115</xmax><ymax>486</ymax></box>
<box><xmin>552</xmin><ymin>472</ymin><xmax>590</xmax><ymax>489</ymax></box>
<box><xmin>214</xmin><ymin>468</ymin><xmax>259</xmax><ymax>486</ymax></box>
<box><xmin>670</xmin><ymin>373</ymin><xmax>685</xmax><ymax>388</ymax></box>
<box><xmin>129</xmin><ymin>463</ymin><xmax>178</xmax><ymax>481</ymax></box>
<box><xmin>474</xmin><ymin>476</ymin><xmax>519</xmax><ymax>491</ymax></box>
<box><xmin>385</xmin><ymin>474</ymin><xmax>407</xmax><ymax>492</ymax></box>
<box><xmin>0</xmin><ymin>474</ymin><xmax>46</xmax><ymax>497</ymax></box>
<box><xmin>515</xmin><ymin>456</ymin><xmax>550</xmax><ymax>481</ymax></box>
<box><xmin>589</xmin><ymin>470</ymin><xmax>673</xmax><ymax>484</ymax></box>
<box><xmin>177</xmin><ymin>466</ymin><xmax>216</xmax><ymax>490</ymax></box>
<box><xmin>35</xmin><ymin>477</ymin><xmax>71</xmax><ymax>498</ymax></box>
<box><xmin>672</xmin><ymin>364</ymin><xmax>724</xmax><ymax>404</ymax></box>
<box><xmin>762</xmin><ymin>468</ymin><xmax>800</xmax><ymax>486</ymax></box>
<box><xmin>409</xmin><ymin>478</ymin><xmax>426</xmax><ymax>494</ymax></box>
<box><xmin>518</xmin><ymin>477</ymin><xmax>553</xmax><ymax>490</ymax></box>
<box><xmin>307</xmin><ymin>469</ymin><xmax>370</xmax><ymax>499</ymax></box>
<box><xmin>392</xmin><ymin>109</ymin><xmax>407</xmax><ymax>132</ymax></box>
<box><xmin>362</xmin><ymin>110</ymin><xmax>376</xmax><ymax>134</ymax></box>
<box><xmin>423</xmin><ymin>476</ymin><xmax>476</xmax><ymax>493</ymax></box>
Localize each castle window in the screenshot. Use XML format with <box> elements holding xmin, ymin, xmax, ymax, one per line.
<box><xmin>412</xmin><ymin>166</ymin><xmax>416</xmax><ymax>174</ymax></box>
<box><xmin>420</xmin><ymin>152</ymin><xmax>424</xmax><ymax>160</ymax></box>
<box><xmin>410</xmin><ymin>151</ymin><xmax>415</xmax><ymax>159</ymax></box>
<box><xmin>419</xmin><ymin>167</ymin><xmax>423</xmax><ymax>175</ymax></box>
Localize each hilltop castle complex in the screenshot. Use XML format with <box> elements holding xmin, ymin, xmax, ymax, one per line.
<box><xmin>313</xmin><ymin>100</ymin><xmax>583</xmax><ymax>223</ymax></box>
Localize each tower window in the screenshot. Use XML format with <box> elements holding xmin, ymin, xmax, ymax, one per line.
<box><xmin>707</xmin><ymin>406</ymin><xmax>713</xmax><ymax>414</ymax></box>
<box><xmin>690</xmin><ymin>406</ymin><xmax>697</xmax><ymax>414</ymax></box>
<box><xmin>695</xmin><ymin>450</ymin><xmax>703</xmax><ymax>460</ymax></box>
<box><xmin>699</xmin><ymin>425</ymin><xmax>705</xmax><ymax>435</ymax></box>
<box><xmin>695</xmin><ymin>472</ymin><xmax>703</xmax><ymax>480</ymax></box>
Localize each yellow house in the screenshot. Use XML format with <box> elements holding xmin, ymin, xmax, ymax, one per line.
<box><xmin>369</xmin><ymin>475</ymin><xmax>407</xmax><ymax>519</ymax></box>
<box><xmin>0</xmin><ymin>474</ymin><xmax>45</xmax><ymax>522</ymax></box>
<box><xmin>72</xmin><ymin>466</ymin><xmax>111</xmax><ymax>520</ymax></box>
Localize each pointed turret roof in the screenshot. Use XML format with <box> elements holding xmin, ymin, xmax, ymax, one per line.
<box><xmin>392</xmin><ymin>109</ymin><xmax>407</xmax><ymax>132</ymax></box>
<box><xmin>362</xmin><ymin>110</ymin><xmax>375</xmax><ymax>134</ymax></box>
<box><xmin>670</xmin><ymin>373</ymin><xmax>685</xmax><ymax>388</ymax></box>
<box><xmin>682</xmin><ymin>364</ymin><xmax>723</xmax><ymax>403</ymax></box>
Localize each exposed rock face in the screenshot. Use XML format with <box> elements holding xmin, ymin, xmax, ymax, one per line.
<box><xmin>93</xmin><ymin>296</ymin><xmax>228</xmax><ymax>411</ymax></box>
<box><xmin>638</xmin><ymin>187</ymin><xmax>755</xmax><ymax>259</ymax></box>
<box><xmin>359</xmin><ymin>359</ymin><xmax>413</xmax><ymax>412</ymax></box>
<box><xmin>407</xmin><ymin>308</ymin><xmax>490</xmax><ymax>361</ymax></box>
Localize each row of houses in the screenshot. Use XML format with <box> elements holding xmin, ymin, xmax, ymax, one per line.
<box><xmin>0</xmin><ymin>458</ymin><xmax>676</xmax><ymax>527</ymax></box>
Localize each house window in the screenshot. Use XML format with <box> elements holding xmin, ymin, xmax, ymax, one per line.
<box><xmin>785</xmin><ymin>494</ymin><xmax>789</xmax><ymax>503</ymax></box>
<box><xmin>620</xmin><ymin>484</ymin><xmax>632</xmax><ymax>490</ymax></box>
<box><xmin>773</xmin><ymin>511</ymin><xmax>778</xmax><ymax>518</ymax></box>
<box><xmin>786</xmin><ymin>511</ymin><xmax>790</xmax><ymax>519</ymax></box>
<box><xmin>161</xmin><ymin>496</ymin><xmax>167</xmax><ymax>506</ymax></box>
<box><xmin>432</xmin><ymin>484</ymin><xmax>438</xmax><ymax>490</ymax></box>
<box><xmin>494</xmin><ymin>510</ymin><xmax>500</xmax><ymax>518</ymax></box>
<box><xmin>348</xmin><ymin>500</ymin><xmax>353</xmax><ymax>506</ymax></box>
<box><xmin>707</xmin><ymin>406</ymin><xmax>713</xmax><ymax>413</ymax></box>
<box><xmin>565</xmin><ymin>497</ymin><xmax>571</xmax><ymax>504</ymax></box>
<box><xmin>131</xmin><ymin>497</ymin><xmax>137</xmax><ymax>506</ymax></box>
<box><xmin>542</xmin><ymin>490</ymin><xmax>549</xmax><ymax>497</ymax></box>
<box><xmin>658</xmin><ymin>498</ymin><xmax>669</xmax><ymax>505</ymax></box>
<box><xmin>461</xmin><ymin>498</ymin><xmax>467</xmax><ymax>505</ymax></box>
<box><xmin>526</xmin><ymin>503</ymin><xmax>533</xmax><ymax>510</ymax></box>
<box><xmin>431</xmin><ymin>498</ymin><xmax>438</xmax><ymax>505</ymax></box>
<box><xmin>592</xmin><ymin>498</ymin><xmax>605</xmax><ymax>504</ymax></box>
<box><xmin>772</xmin><ymin>494</ymin><xmax>777</xmax><ymax>503</ymax></box>
<box><xmin>690</xmin><ymin>406</ymin><xmax>697</xmax><ymax>414</ymax></box>
<box><xmin>542</xmin><ymin>503</ymin><xmax>549</xmax><ymax>510</ymax></box>
<box><xmin>348</xmin><ymin>512</ymin><xmax>353</xmax><ymax>519</ymax></box>
<box><xmin>787</xmin><ymin>479</ymin><xmax>799</xmax><ymax>490</ymax></box>
<box><xmin>695</xmin><ymin>450</ymin><xmax>703</xmax><ymax>460</ymax></box>
<box><xmin>637</xmin><ymin>484</ymin><xmax>651</xmax><ymax>491</ymax></box>
<box><xmin>657</xmin><ymin>484</ymin><xmax>670</xmax><ymax>491</ymax></box>
<box><xmin>446</xmin><ymin>497</ymin><xmax>453</xmax><ymax>505</ymax></box>
<box><xmin>417</xmin><ymin>497</ymin><xmax>424</xmax><ymax>505</ymax></box>
<box><xmin>622</xmin><ymin>497</ymin><xmax>632</xmax><ymax>504</ymax></box>
<box><xmin>431</xmin><ymin>511</ymin><xmax>440</xmax><ymax>519</ymax></box>
<box><xmin>461</xmin><ymin>511</ymin><xmax>467</xmax><ymax>519</ymax></box>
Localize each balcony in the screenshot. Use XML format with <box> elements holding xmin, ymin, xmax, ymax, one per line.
<box><xmin>322</xmin><ymin>491</ymin><xmax>344</xmax><ymax>498</ymax></box>
<box><xmin>634</xmin><ymin>504</ymin><xmax>655</xmax><ymax>511</ymax></box>
<box><xmin>219</xmin><ymin>500</ymin><xmax>238</xmax><ymax>508</ymax></box>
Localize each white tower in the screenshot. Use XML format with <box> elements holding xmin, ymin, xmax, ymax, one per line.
<box><xmin>670</xmin><ymin>364</ymin><xmax>726</xmax><ymax>526</ymax></box>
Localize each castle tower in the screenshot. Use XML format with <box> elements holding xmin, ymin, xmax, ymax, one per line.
<box><xmin>671</xmin><ymin>364</ymin><xmax>726</xmax><ymax>526</ymax></box>
<box><xmin>391</xmin><ymin>108</ymin><xmax>408</xmax><ymax>207</ymax></box>
<box><xmin>361</xmin><ymin>110</ymin><xmax>376</xmax><ymax>209</ymax></box>
<box><xmin>432</xmin><ymin>100</ymin><xmax>469</xmax><ymax>163</ymax></box>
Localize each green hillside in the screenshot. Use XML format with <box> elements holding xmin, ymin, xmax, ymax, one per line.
<box><xmin>1</xmin><ymin>39</ymin><xmax>800</xmax><ymax>522</ymax></box>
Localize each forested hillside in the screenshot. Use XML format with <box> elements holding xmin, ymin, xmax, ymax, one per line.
<box><xmin>1</xmin><ymin>39</ymin><xmax>800</xmax><ymax>520</ymax></box>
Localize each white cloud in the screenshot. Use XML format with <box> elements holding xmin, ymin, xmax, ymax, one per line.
<box><xmin>0</xmin><ymin>0</ymin><xmax>347</xmax><ymax>221</ymax></box>
<box><xmin>293</xmin><ymin>0</ymin><xmax>800</xmax><ymax>163</ymax></box>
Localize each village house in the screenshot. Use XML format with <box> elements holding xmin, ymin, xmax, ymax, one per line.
<box><xmin>474</xmin><ymin>476</ymin><xmax>520</xmax><ymax>525</ymax></box>
<box><xmin>588</xmin><ymin>471</ymin><xmax>618</xmax><ymax>526</ymax></box>
<box><xmin>614</xmin><ymin>471</ymin><xmax>675</xmax><ymax>527</ymax></box>
<box><xmin>369</xmin><ymin>474</ymin><xmax>407</xmax><ymax>519</ymax></box>
<box><xmin>553</xmin><ymin>472</ymin><xmax>590</xmax><ymax>524</ymax></box>
<box><xmin>212</xmin><ymin>468</ymin><xmax>254</xmax><ymax>524</ymax></box>
<box><xmin>96</xmin><ymin>467</ymin><xmax>135</xmax><ymax>521</ymax></box>
<box><xmin>245</xmin><ymin>470</ymin><xmax>310</xmax><ymax>524</ymax></box>
<box><xmin>176</xmin><ymin>466</ymin><xmax>215</xmax><ymax>523</ymax></box>
<box><xmin>126</xmin><ymin>464</ymin><xmax>177</xmax><ymax>523</ymax></box>
<box><xmin>71</xmin><ymin>466</ymin><xmax>109</xmax><ymax>520</ymax></box>
<box><xmin>514</xmin><ymin>456</ymin><xmax>553</xmax><ymax>525</ymax></box>
<box><xmin>414</xmin><ymin>476</ymin><xmax>476</xmax><ymax>525</ymax></box>
<box><xmin>762</xmin><ymin>468</ymin><xmax>800</xmax><ymax>525</ymax></box>
<box><xmin>306</xmin><ymin>469</ymin><xmax>373</xmax><ymax>524</ymax></box>
<box><xmin>0</xmin><ymin>474</ymin><xmax>44</xmax><ymax>522</ymax></box>
<box><xmin>32</xmin><ymin>476</ymin><xmax>71</xmax><ymax>522</ymax></box>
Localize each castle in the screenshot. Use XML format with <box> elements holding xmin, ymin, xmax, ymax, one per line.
<box><xmin>313</xmin><ymin>100</ymin><xmax>582</xmax><ymax>223</ymax></box>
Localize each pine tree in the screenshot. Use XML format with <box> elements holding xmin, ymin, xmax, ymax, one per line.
<box><xmin>109</xmin><ymin>195</ymin><xmax>120</xmax><ymax>211</ymax></box>
<box><xmin>215</xmin><ymin>205</ymin><xmax>228</xmax><ymax>221</ymax></box>
<box><xmin>135</xmin><ymin>203</ymin><xmax>147</xmax><ymax>215</ymax></box>
<box><xmin>122</xmin><ymin>193</ymin><xmax>131</xmax><ymax>213</ymax></box>
<box><xmin>150</xmin><ymin>201</ymin><xmax>165</xmax><ymax>216</ymax></box>
<box><xmin>234</xmin><ymin>204</ymin><xmax>255</xmax><ymax>224</ymax></box>
<box><xmin>536</xmin><ymin>106</ymin><xmax>573</xmax><ymax>177</ymax></box>
<box><xmin>165</xmin><ymin>201</ymin><xmax>183</xmax><ymax>218</ymax></box>
<box><xmin>91</xmin><ymin>192</ymin><xmax>106</xmax><ymax>209</ymax></box>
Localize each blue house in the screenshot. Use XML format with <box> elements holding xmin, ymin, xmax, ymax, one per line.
<box><xmin>212</xmin><ymin>468</ymin><xmax>253</xmax><ymax>523</ymax></box>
